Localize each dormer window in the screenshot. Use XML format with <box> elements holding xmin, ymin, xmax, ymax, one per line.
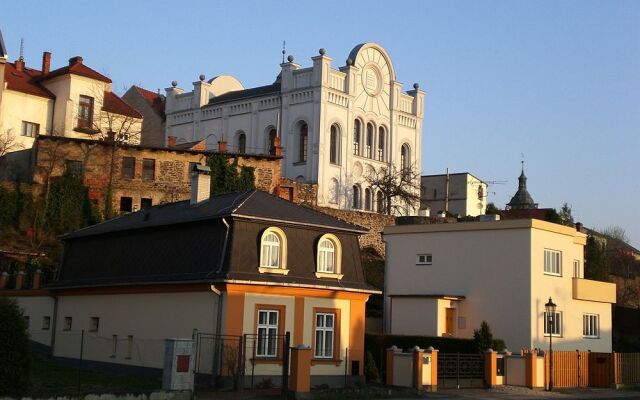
<box><xmin>315</xmin><ymin>234</ymin><xmax>343</xmax><ymax>279</ymax></box>
<box><xmin>78</xmin><ymin>95</ymin><xmax>94</xmax><ymax>128</ymax></box>
<box><xmin>259</xmin><ymin>227</ymin><xmax>289</xmax><ymax>275</ymax></box>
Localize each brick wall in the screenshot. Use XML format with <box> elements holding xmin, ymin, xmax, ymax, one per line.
<box><xmin>32</xmin><ymin>136</ymin><xmax>281</xmax><ymax>214</ymax></box>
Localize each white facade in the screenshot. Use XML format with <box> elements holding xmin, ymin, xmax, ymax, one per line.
<box><xmin>421</xmin><ymin>172</ymin><xmax>488</xmax><ymax>216</ymax></box>
<box><xmin>383</xmin><ymin>219</ymin><xmax>616</xmax><ymax>352</ymax></box>
<box><xmin>164</xmin><ymin>43</ymin><xmax>424</xmax><ymax>214</ymax></box>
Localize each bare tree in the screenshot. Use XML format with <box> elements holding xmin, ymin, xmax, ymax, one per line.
<box><xmin>0</xmin><ymin>129</ymin><xmax>24</xmax><ymax>159</ymax></box>
<box><xmin>364</xmin><ymin>163</ymin><xmax>422</xmax><ymax>215</ymax></box>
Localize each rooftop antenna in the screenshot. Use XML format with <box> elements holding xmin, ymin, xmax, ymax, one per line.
<box><xmin>282</xmin><ymin>40</ymin><xmax>286</xmax><ymax>64</ymax></box>
<box><xmin>19</xmin><ymin>37</ymin><xmax>24</xmax><ymax>61</ymax></box>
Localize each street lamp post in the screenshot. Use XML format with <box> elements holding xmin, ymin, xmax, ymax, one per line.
<box><xmin>545</xmin><ymin>297</ymin><xmax>557</xmax><ymax>391</ymax></box>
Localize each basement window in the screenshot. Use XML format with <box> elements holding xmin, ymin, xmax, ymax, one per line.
<box><xmin>90</xmin><ymin>317</ymin><xmax>100</xmax><ymax>332</ymax></box>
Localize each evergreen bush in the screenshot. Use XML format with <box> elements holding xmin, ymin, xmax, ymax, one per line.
<box><xmin>0</xmin><ymin>297</ymin><xmax>31</xmax><ymax>396</ymax></box>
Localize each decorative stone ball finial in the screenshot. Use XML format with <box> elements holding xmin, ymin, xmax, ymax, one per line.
<box><xmin>287</xmin><ymin>55</ymin><xmax>294</xmax><ymax>63</ymax></box>
<box><xmin>199</xmin><ymin>74</ymin><xmax>206</xmax><ymax>82</ymax></box>
<box><xmin>413</xmin><ymin>82</ymin><xmax>420</xmax><ymax>90</ymax></box>
<box><xmin>346</xmin><ymin>58</ymin><xmax>353</xmax><ymax>66</ymax></box>
<box><xmin>319</xmin><ymin>48</ymin><xmax>326</xmax><ymax>55</ymax></box>
<box><xmin>171</xmin><ymin>80</ymin><xmax>178</xmax><ymax>88</ymax></box>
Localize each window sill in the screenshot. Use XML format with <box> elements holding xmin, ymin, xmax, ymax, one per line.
<box><xmin>311</xmin><ymin>358</ymin><xmax>342</xmax><ymax>366</ymax></box>
<box><xmin>543</xmin><ymin>272</ymin><xmax>562</xmax><ymax>277</ymax></box>
<box><xmin>544</xmin><ymin>334</ymin><xmax>562</xmax><ymax>338</ymax></box>
<box><xmin>293</xmin><ymin>161</ymin><xmax>307</xmax><ymax>166</ymax></box>
<box><xmin>315</xmin><ymin>272</ymin><xmax>344</xmax><ymax>280</ymax></box>
<box><xmin>583</xmin><ymin>336</ymin><xmax>600</xmax><ymax>339</ymax></box>
<box><xmin>258</xmin><ymin>267</ymin><xmax>290</xmax><ymax>275</ymax></box>
<box><xmin>73</xmin><ymin>127</ymin><xmax>100</xmax><ymax>134</ymax></box>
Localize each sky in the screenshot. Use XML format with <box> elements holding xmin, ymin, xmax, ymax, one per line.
<box><xmin>2</xmin><ymin>0</ymin><xmax>639</xmax><ymax>247</ymax></box>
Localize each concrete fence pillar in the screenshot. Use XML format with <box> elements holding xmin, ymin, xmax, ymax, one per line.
<box><xmin>15</xmin><ymin>271</ymin><xmax>25</xmax><ymax>290</ymax></box>
<box><xmin>385</xmin><ymin>345</ymin><xmax>399</xmax><ymax>386</ymax></box>
<box><xmin>412</xmin><ymin>346</ymin><xmax>424</xmax><ymax>390</ymax></box>
<box><xmin>289</xmin><ymin>344</ymin><xmax>311</xmax><ymax>397</ymax></box>
<box><xmin>484</xmin><ymin>349</ymin><xmax>497</xmax><ymax>388</ymax></box>
<box><xmin>0</xmin><ymin>272</ymin><xmax>9</xmax><ymax>289</ymax></box>
<box><xmin>425</xmin><ymin>346</ymin><xmax>438</xmax><ymax>392</ymax></box>
<box><xmin>525</xmin><ymin>349</ymin><xmax>538</xmax><ymax>388</ymax></box>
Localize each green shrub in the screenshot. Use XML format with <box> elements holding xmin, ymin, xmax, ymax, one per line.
<box><xmin>0</xmin><ymin>297</ymin><xmax>31</xmax><ymax>396</ymax></box>
<box><xmin>364</xmin><ymin>351</ymin><xmax>380</xmax><ymax>382</ymax></box>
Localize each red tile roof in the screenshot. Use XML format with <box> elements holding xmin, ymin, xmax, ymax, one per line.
<box><xmin>38</xmin><ymin>56</ymin><xmax>112</xmax><ymax>83</ymax></box>
<box><xmin>103</xmin><ymin>91</ymin><xmax>142</xmax><ymax>118</ymax></box>
<box><xmin>133</xmin><ymin>86</ymin><xmax>166</xmax><ymax>117</ymax></box>
<box><xmin>3</xmin><ymin>62</ymin><xmax>56</xmax><ymax>99</ymax></box>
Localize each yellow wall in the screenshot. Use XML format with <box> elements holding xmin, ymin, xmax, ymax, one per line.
<box><xmin>0</xmin><ymin>90</ymin><xmax>52</xmax><ymax>148</ymax></box>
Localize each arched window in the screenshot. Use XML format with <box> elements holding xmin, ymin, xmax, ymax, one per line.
<box><xmin>377</xmin><ymin>126</ymin><xmax>386</xmax><ymax>161</ymax></box>
<box><xmin>329</xmin><ymin>178</ymin><xmax>339</xmax><ymax>204</ymax></box>
<box><xmin>364</xmin><ymin>188</ymin><xmax>372</xmax><ymax>211</ymax></box>
<box><xmin>376</xmin><ymin>191</ymin><xmax>385</xmax><ymax>214</ymax></box>
<box><xmin>401</xmin><ymin>143</ymin><xmax>411</xmax><ymax>181</ymax></box>
<box><xmin>352</xmin><ymin>185</ymin><xmax>361</xmax><ymax>209</ymax></box>
<box><xmin>353</xmin><ymin>119</ymin><xmax>361</xmax><ymax>155</ymax></box>
<box><xmin>365</xmin><ymin>123</ymin><xmax>374</xmax><ymax>158</ymax></box>
<box><xmin>318</xmin><ymin>239</ymin><xmax>335</xmax><ymax>273</ymax></box>
<box><xmin>259</xmin><ymin>227</ymin><xmax>288</xmax><ymax>273</ymax></box>
<box><xmin>299</xmin><ymin>122</ymin><xmax>308</xmax><ymax>162</ymax></box>
<box><xmin>316</xmin><ymin>234</ymin><xmax>343</xmax><ymax>278</ymax></box>
<box><xmin>268</xmin><ymin>128</ymin><xmax>277</xmax><ymax>156</ymax></box>
<box><xmin>330</xmin><ymin>124</ymin><xmax>339</xmax><ymax>164</ymax></box>
<box><xmin>237</xmin><ymin>133</ymin><xmax>246</xmax><ymax>153</ymax></box>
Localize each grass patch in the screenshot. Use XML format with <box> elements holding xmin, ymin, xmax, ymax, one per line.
<box><xmin>29</xmin><ymin>355</ymin><xmax>161</xmax><ymax>396</ymax></box>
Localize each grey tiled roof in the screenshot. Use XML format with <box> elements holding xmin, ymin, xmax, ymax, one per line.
<box><xmin>207</xmin><ymin>83</ymin><xmax>281</xmax><ymax>105</ymax></box>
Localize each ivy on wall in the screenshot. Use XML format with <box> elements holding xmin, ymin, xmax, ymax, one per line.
<box><xmin>206</xmin><ymin>154</ymin><xmax>255</xmax><ymax>195</ymax></box>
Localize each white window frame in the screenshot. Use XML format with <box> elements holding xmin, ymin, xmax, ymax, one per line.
<box><xmin>21</xmin><ymin>121</ymin><xmax>40</xmax><ymax>137</ymax></box>
<box><xmin>256</xmin><ymin>310</ymin><xmax>279</xmax><ymax>357</ymax></box>
<box><xmin>416</xmin><ymin>254</ymin><xmax>433</xmax><ymax>265</ymax></box>
<box><xmin>261</xmin><ymin>232</ymin><xmax>281</xmax><ymax>268</ymax></box>
<box><xmin>544</xmin><ymin>249</ymin><xmax>562</xmax><ymax>276</ymax></box>
<box><xmin>90</xmin><ymin>317</ymin><xmax>100</xmax><ymax>332</ymax></box>
<box><xmin>314</xmin><ymin>313</ymin><xmax>335</xmax><ymax>359</ymax></box>
<box><xmin>583</xmin><ymin>314</ymin><xmax>599</xmax><ymax>338</ymax></box>
<box><xmin>318</xmin><ymin>239</ymin><xmax>336</xmax><ymax>273</ymax></box>
<box><xmin>315</xmin><ymin>234</ymin><xmax>343</xmax><ymax>279</ymax></box>
<box><xmin>544</xmin><ymin>311</ymin><xmax>562</xmax><ymax>337</ymax></box>
<box><xmin>573</xmin><ymin>259</ymin><xmax>581</xmax><ymax>278</ymax></box>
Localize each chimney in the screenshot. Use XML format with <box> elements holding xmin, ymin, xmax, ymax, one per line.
<box><xmin>32</xmin><ymin>269</ymin><xmax>42</xmax><ymax>289</ymax></box>
<box><xmin>69</xmin><ymin>56</ymin><xmax>83</xmax><ymax>66</ymax></box>
<box><xmin>190</xmin><ymin>164</ymin><xmax>211</xmax><ymax>205</ymax></box>
<box><xmin>218</xmin><ymin>140</ymin><xmax>227</xmax><ymax>153</ymax></box>
<box><xmin>15</xmin><ymin>58</ymin><xmax>24</xmax><ymax>72</ymax></box>
<box><xmin>167</xmin><ymin>136</ymin><xmax>177</xmax><ymax>148</ymax></box>
<box><xmin>273</xmin><ymin>137</ymin><xmax>282</xmax><ymax>157</ymax></box>
<box><xmin>576</xmin><ymin>222</ymin><xmax>584</xmax><ymax>233</ymax></box>
<box><xmin>42</xmin><ymin>52</ymin><xmax>51</xmax><ymax>74</ymax></box>
<box><xmin>0</xmin><ymin>272</ymin><xmax>8</xmax><ymax>289</ymax></box>
<box><xmin>15</xmin><ymin>271</ymin><xmax>25</xmax><ymax>290</ymax></box>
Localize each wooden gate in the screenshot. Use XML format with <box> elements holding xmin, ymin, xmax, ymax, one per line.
<box><xmin>546</xmin><ymin>351</ymin><xmax>589</xmax><ymax>388</ymax></box>
<box><xmin>589</xmin><ymin>352</ymin><xmax>613</xmax><ymax>388</ymax></box>
<box><xmin>614</xmin><ymin>353</ymin><xmax>640</xmax><ymax>385</ymax></box>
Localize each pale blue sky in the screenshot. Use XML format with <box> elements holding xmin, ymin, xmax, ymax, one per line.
<box><xmin>2</xmin><ymin>0</ymin><xmax>639</xmax><ymax>246</ymax></box>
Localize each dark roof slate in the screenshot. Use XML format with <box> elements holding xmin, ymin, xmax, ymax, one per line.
<box><xmin>207</xmin><ymin>83</ymin><xmax>280</xmax><ymax>105</ymax></box>
<box><xmin>61</xmin><ymin>190</ymin><xmax>366</xmax><ymax>240</ymax></box>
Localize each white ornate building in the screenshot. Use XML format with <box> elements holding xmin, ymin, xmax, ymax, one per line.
<box><xmin>164</xmin><ymin>43</ymin><xmax>424</xmax><ymax>214</ymax></box>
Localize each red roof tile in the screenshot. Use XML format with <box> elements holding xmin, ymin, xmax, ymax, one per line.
<box><xmin>39</xmin><ymin>56</ymin><xmax>112</xmax><ymax>83</ymax></box>
<box><xmin>102</xmin><ymin>91</ymin><xmax>142</xmax><ymax>118</ymax></box>
<box><xmin>133</xmin><ymin>86</ymin><xmax>166</xmax><ymax>117</ymax></box>
<box><xmin>4</xmin><ymin>62</ymin><xmax>56</xmax><ymax>99</ymax></box>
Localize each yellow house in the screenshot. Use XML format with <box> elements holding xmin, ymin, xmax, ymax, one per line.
<box><xmin>383</xmin><ymin>218</ymin><xmax>616</xmax><ymax>352</ymax></box>
<box><xmin>0</xmin><ymin>29</ymin><xmax>142</xmax><ymax>178</ymax></box>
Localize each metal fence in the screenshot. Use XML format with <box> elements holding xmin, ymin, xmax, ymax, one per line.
<box><xmin>437</xmin><ymin>353</ymin><xmax>485</xmax><ymax>388</ymax></box>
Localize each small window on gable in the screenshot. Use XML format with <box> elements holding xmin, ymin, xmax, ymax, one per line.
<box><xmin>416</xmin><ymin>254</ymin><xmax>432</xmax><ymax>265</ymax></box>
<box><xmin>259</xmin><ymin>227</ymin><xmax>288</xmax><ymax>274</ymax></box>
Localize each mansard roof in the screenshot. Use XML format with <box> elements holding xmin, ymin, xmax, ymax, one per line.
<box><xmin>61</xmin><ymin>189</ymin><xmax>367</xmax><ymax>240</ymax></box>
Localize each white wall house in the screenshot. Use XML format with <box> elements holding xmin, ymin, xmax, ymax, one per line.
<box><xmin>383</xmin><ymin>219</ymin><xmax>616</xmax><ymax>352</ymax></box>
<box><xmin>164</xmin><ymin>43</ymin><xmax>424</xmax><ymax>215</ymax></box>
<box><xmin>421</xmin><ymin>172</ymin><xmax>488</xmax><ymax>216</ymax></box>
